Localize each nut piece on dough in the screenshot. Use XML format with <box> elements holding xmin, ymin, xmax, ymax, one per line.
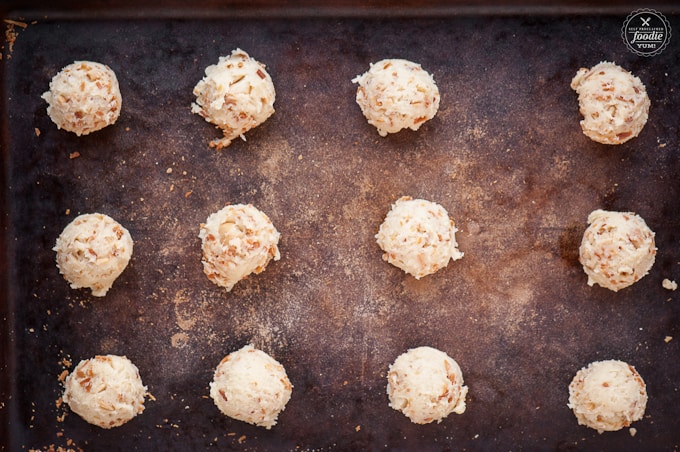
<box><xmin>579</xmin><ymin>209</ymin><xmax>656</xmax><ymax>292</ymax></box>
<box><xmin>570</xmin><ymin>61</ymin><xmax>650</xmax><ymax>145</ymax></box>
<box><xmin>41</xmin><ymin>61</ymin><xmax>122</xmax><ymax>136</ymax></box>
<box><xmin>53</xmin><ymin>213</ymin><xmax>133</xmax><ymax>297</ymax></box>
<box><xmin>352</xmin><ymin>59</ymin><xmax>440</xmax><ymax>136</ymax></box>
<box><xmin>191</xmin><ymin>49</ymin><xmax>276</xmax><ymax>149</ymax></box>
<box><xmin>63</xmin><ymin>355</ymin><xmax>147</xmax><ymax>429</ymax></box>
<box><xmin>376</xmin><ymin>196</ymin><xmax>463</xmax><ymax>279</ymax></box>
<box><xmin>568</xmin><ymin>359</ymin><xmax>647</xmax><ymax>433</ymax></box>
<box><xmin>387</xmin><ymin>346</ymin><xmax>468</xmax><ymax>424</ymax></box>
<box><xmin>210</xmin><ymin>344</ymin><xmax>293</xmax><ymax>429</ymax></box>
<box><xmin>199</xmin><ymin>204</ymin><xmax>280</xmax><ymax>292</ymax></box>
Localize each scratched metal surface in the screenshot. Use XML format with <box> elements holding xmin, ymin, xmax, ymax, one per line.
<box><xmin>1</xmin><ymin>9</ymin><xmax>679</xmax><ymax>451</ymax></box>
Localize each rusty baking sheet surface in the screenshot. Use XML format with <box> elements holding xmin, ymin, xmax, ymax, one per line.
<box><xmin>1</xmin><ymin>9</ymin><xmax>679</xmax><ymax>451</ymax></box>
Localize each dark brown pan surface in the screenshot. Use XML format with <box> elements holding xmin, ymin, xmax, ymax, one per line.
<box><xmin>2</xmin><ymin>9</ymin><xmax>679</xmax><ymax>451</ymax></box>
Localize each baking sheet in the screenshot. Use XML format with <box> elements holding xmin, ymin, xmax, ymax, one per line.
<box><xmin>1</xmin><ymin>6</ymin><xmax>680</xmax><ymax>451</ymax></box>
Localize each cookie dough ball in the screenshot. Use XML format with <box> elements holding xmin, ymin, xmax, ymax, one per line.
<box><xmin>579</xmin><ymin>209</ymin><xmax>656</xmax><ymax>292</ymax></box>
<box><xmin>199</xmin><ymin>204</ymin><xmax>280</xmax><ymax>292</ymax></box>
<box><xmin>209</xmin><ymin>344</ymin><xmax>293</xmax><ymax>429</ymax></box>
<box><xmin>571</xmin><ymin>61</ymin><xmax>650</xmax><ymax>145</ymax></box>
<box><xmin>53</xmin><ymin>213</ymin><xmax>133</xmax><ymax>297</ymax></box>
<box><xmin>191</xmin><ymin>49</ymin><xmax>276</xmax><ymax>149</ymax></box>
<box><xmin>387</xmin><ymin>346</ymin><xmax>468</xmax><ymax>424</ymax></box>
<box><xmin>352</xmin><ymin>59</ymin><xmax>440</xmax><ymax>136</ymax></box>
<box><xmin>41</xmin><ymin>61</ymin><xmax>122</xmax><ymax>136</ymax></box>
<box><xmin>376</xmin><ymin>196</ymin><xmax>463</xmax><ymax>279</ymax></box>
<box><xmin>63</xmin><ymin>355</ymin><xmax>147</xmax><ymax>429</ymax></box>
<box><xmin>568</xmin><ymin>360</ymin><xmax>647</xmax><ymax>433</ymax></box>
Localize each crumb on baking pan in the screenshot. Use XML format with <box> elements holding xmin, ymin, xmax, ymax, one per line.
<box><xmin>28</xmin><ymin>444</ymin><xmax>84</xmax><ymax>452</ymax></box>
<box><xmin>2</xmin><ymin>19</ymin><xmax>30</xmax><ymax>60</ymax></box>
<box><xmin>662</xmin><ymin>278</ymin><xmax>677</xmax><ymax>291</ymax></box>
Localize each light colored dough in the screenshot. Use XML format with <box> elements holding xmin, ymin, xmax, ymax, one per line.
<box><xmin>210</xmin><ymin>344</ymin><xmax>292</xmax><ymax>429</ymax></box>
<box><xmin>53</xmin><ymin>213</ymin><xmax>133</xmax><ymax>297</ymax></box>
<box><xmin>568</xmin><ymin>360</ymin><xmax>647</xmax><ymax>433</ymax></box>
<box><xmin>42</xmin><ymin>61</ymin><xmax>122</xmax><ymax>136</ymax></box>
<box><xmin>579</xmin><ymin>209</ymin><xmax>656</xmax><ymax>292</ymax></box>
<box><xmin>571</xmin><ymin>61</ymin><xmax>650</xmax><ymax>145</ymax></box>
<box><xmin>352</xmin><ymin>59</ymin><xmax>440</xmax><ymax>136</ymax></box>
<box><xmin>199</xmin><ymin>204</ymin><xmax>280</xmax><ymax>291</ymax></box>
<box><xmin>387</xmin><ymin>346</ymin><xmax>467</xmax><ymax>424</ymax></box>
<box><xmin>192</xmin><ymin>49</ymin><xmax>276</xmax><ymax>149</ymax></box>
<box><xmin>376</xmin><ymin>196</ymin><xmax>463</xmax><ymax>279</ymax></box>
<box><xmin>63</xmin><ymin>355</ymin><xmax>147</xmax><ymax>429</ymax></box>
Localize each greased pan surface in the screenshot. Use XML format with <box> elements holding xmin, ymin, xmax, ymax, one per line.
<box><xmin>2</xmin><ymin>10</ymin><xmax>679</xmax><ymax>451</ymax></box>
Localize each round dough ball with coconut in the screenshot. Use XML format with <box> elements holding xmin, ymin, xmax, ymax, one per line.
<box><xmin>210</xmin><ymin>344</ymin><xmax>293</xmax><ymax>429</ymax></box>
<box><xmin>352</xmin><ymin>58</ymin><xmax>440</xmax><ymax>136</ymax></box>
<box><xmin>570</xmin><ymin>61</ymin><xmax>650</xmax><ymax>145</ymax></box>
<box><xmin>568</xmin><ymin>359</ymin><xmax>647</xmax><ymax>433</ymax></box>
<box><xmin>63</xmin><ymin>355</ymin><xmax>147</xmax><ymax>429</ymax></box>
<box><xmin>376</xmin><ymin>196</ymin><xmax>463</xmax><ymax>279</ymax></box>
<box><xmin>579</xmin><ymin>209</ymin><xmax>656</xmax><ymax>292</ymax></box>
<box><xmin>192</xmin><ymin>48</ymin><xmax>276</xmax><ymax>149</ymax></box>
<box><xmin>42</xmin><ymin>61</ymin><xmax>122</xmax><ymax>136</ymax></box>
<box><xmin>53</xmin><ymin>213</ymin><xmax>133</xmax><ymax>297</ymax></box>
<box><xmin>387</xmin><ymin>346</ymin><xmax>468</xmax><ymax>424</ymax></box>
<box><xmin>199</xmin><ymin>204</ymin><xmax>280</xmax><ymax>292</ymax></box>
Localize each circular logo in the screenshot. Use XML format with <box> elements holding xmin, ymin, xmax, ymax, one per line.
<box><xmin>622</xmin><ymin>9</ymin><xmax>672</xmax><ymax>57</ymax></box>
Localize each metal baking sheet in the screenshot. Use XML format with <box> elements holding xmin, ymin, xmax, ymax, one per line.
<box><xmin>2</xmin><ymin>5</ymin><xmax>679</xmax><ymax>451</ymax></box>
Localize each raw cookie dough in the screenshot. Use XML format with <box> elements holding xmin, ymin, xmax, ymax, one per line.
<box><xmin>579</xmin><ymin>209</ymin><xmax>656</xmax><ymax>292</ymax></box>
<box><xmin>63</xmin><ymin>355</ymin><xmax>147</xmax><ymax>429</ymax></box>
<box><xmin>199</xmin><ymin>204</ymin><xmax>280</xmax><ymax>291</ymax></box>
<box><xmin>352</xmin><ymin>58</ymin><xmax>440</xmax><ymax>136</ymax></box>
<box><xmin>42</xmin><ymin>61</ymin><xmax>122</xmax><ymax>136</ymax></box>
<box><xmin>209</xmin><ymin>344</ymin><xmax>293</xmax><ymax>429</ymax></box>
<box><xmin>192</xmin><ymin>48</ymin><xmax>276</xmax><ymax>149</ymax></box>
<box><xmin>53</xmin><ymin>213</ymin><xmax>133</xmax><ymax>297</ymax></box>
<box><xmin>568</xmin><ymin>359</ymin><xmax>647</xmax><ymax>433</ymax></box>
<box><xmin>571</xmin><ymin>61</ymin><xmax>650</xmax><ymax>145</ymax></box>
<box><xmin>387</xmin><ymin>346</ymin><xmax>468</xmax><ymax>424</ymax></box>
<box><xmin>376</xmin><ymin>196</ymin><xmax>463</xmax><ymax>279</ymax></box>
